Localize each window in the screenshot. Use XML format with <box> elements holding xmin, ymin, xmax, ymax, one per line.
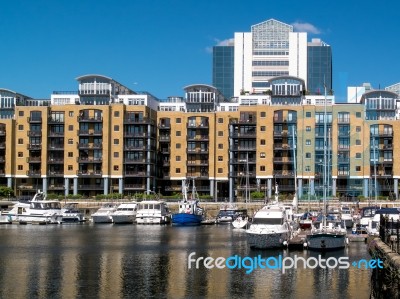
<box><xmin>19</xmin><ymin>111</ymin><xmax>24</xmax><ymax>116</ymax></box>
<box><xmin>356</xmin><ymin>126</ymin><xmax>361</xmax><ymax>132</ymax></box>
<box><xmin>218</xmin><ymin>131</ymin><xmax>223</xmax><ymax>137</ymax></box>
<box><xmin>260</xmin><ymin>126</ymin><xmax>266</xmax><ymax>131</ymax></box>
<box><xmin>218</xmin><ymin>118</ymin><xmax>223</xmax><ymax>123</ymax></box>
<box><xmin>306</xmin><ymin>139</ymin><xmax>311</xmax><ymax>145</ymax></box>
<box><xmin>68</xmin><ymin>165</ymin><xmax>73</xmax><ymax>171</ymax></box>
<box><xmin>355</xmin><ymin>166</ymin><xmax>361</xmax><ymax>172</ymax></box>
<box><xmin>305</xmin><ymin>166</ymin><xmax>310</xmax><ymax>172</ymax></box>
<box><xmin>68</xmin><ymin>125</ymin><xmax>73</xmax><ymax>131</ymax></box>
<box><xmin>114</xmin><ymin>125</ymin><xmax>119</xmax><ymax>131</ymax></box>
<box><xmin>306</xmin><ymin>126</ymin><xmax>311</xmax><ymax>132</ymax></box>
<box><xmin>69</xmin><ymin>111</ymin><xmax>74</xmax><ymax>117</ymax></box>
<box><xmin>114</xmin><ymin>111</ymin><xmax>120</xmax><ymax>117</ymax></box>
<box><xmin>260</xmin><ymin>166</ymin><xmax>265</xmax><ymax>171</ymax></box>
<box><xmin>176</xmin><ymin>118</ymin><xmax>181</xmax><ymax>124</ymax></box>
<box><xmin>18</xmin><ymin>138</ymin><xmax>23</xmax><ymax>144</ymax></box>
<box><xmin>260</xmin><ymin>152</ymin><xmax>266</xmax><ymax>158</ymax></box>
<box><xmin>260</xmin><ymin>139</ymin><xmax>266</xmax><ymax>145</ymax></box>
<box><xmin>114</xmin><ymin>165</ymin><xmax>119</xmax><ymax>171</ymax></box>
<box><xmin>114</xmin><ymin>152</ymin><xmax>119</xmax><ymax>158</ymax></box>
<box><xmin>306</xmin><ymin>112</ymin><xmax>311</xmax><ymax>118</ymax></box>
<box><xmin>218</xmin><ymin>168</ymin><xmax>223</xmax><ymax>174</ymax></box>
<box><xmin>356</xmin><ymin>139</ymin><xmax>361</xmax><ymax>145</ymax></box>
<box><xmin>356</xmin><ymin>112</ymin><xmax>361</xmax><ymax>118</ymax></box>
<box><xmin>356</xmin><ymin>153</ymin><xmax>361</xmax><ymax>159</ymax></box>
<box><xmin>218</xmin><ymin>144</ymin><xmax>223</xmax><ymax>149</ymax></box>
<box><xmin>306</xmin><ymin>153</ymin><xmax>311</xmax><ymax>158</ymax></box>
<box><xmin>18</xmin><ymin>165</ymin><xmax>23</xmax><ymax>170</ymax></box>
<box><xmin>18</xmin><ymin>152</ymin><xmax>23</xmax><ymax>157</ymax></box>
<box><xmin>68</xmin><ymin>139</ymin><xmax>73</xmax><ymax>144</ymax></box>
<box><xmin>260</xmin><ymin>112</ymin><xmax>266</xmax><ymax>118</ymax></box>
<box><xmin>68</xmin><ymin>152</ymin><xmax>73</xmax><ymax>157</ymax></box>
<box><xmin>176</xmin><ymin>156</ymin><xmax>181</xmax><ymax>161</ymax></box>
<box><xmin>218</xmin><ymin>156</ymin><xmax>223</xmax><ymax>161</ymax></box>
<box><xmin>176</xmin><ymin>168</ymin><xmax>181</xmax><ymax>173</ymax></box>
<box><xmin>114</xmin><ymin>139</ymin><xmax>119</xmax><ymax>145</ymax></box>
<box><xmin>176</xmin><ymin>143</ymin><xmax>181</xmax><ymax>149</ymax></box>
<box><xmin>176</xmin><ymin>131</ymin><xmax>181</xmax><ymax>136</ymax></box>
<box><xmin>18</xmin><ymin>125</ymin><xmax>23</xmax><ymax>130</ymax></box>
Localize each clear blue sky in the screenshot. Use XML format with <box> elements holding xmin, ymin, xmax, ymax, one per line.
<box><xmin>1</xmin><ymin>0</ymin><xmax>399</xmax><ymax>102</ymax></box>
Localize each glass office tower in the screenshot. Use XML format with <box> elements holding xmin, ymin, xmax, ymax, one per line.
<box><xmin>212</xmin><ymin>45</ymin><xmax>234</xmax><ymax>99</ymax></box>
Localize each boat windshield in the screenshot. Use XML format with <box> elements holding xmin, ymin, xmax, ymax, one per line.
<box><xmin>218</xmin><ymin>211</ymin><xmax>235</xmax><ymax>217</ymax></box>
<box><xmin>252</xmin><ymin>218</ymin><xmax>283</xmax><ymax>225</ymax></box>
<box><xmin>361</xmin><ymin>207</ymin><xmax>378</xmax><ymax>217</ymax></box>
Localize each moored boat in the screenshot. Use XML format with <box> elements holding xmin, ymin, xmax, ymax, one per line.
<box><xmin>5</xmin><ymin>190</ymin><xmax>63</xmax><ymax>224</ymax></box>
<box><xmin>246</xmin><ymin>204</ymin><xmax>292</xmax><ymax>249</ymax></box>
<box><xmin>172</xmin><ymin>179</ymin><xmax>204</xmax><ymax>226</ymax></box>
<box><xmin>136</xmin><ymin>200</ymin><xmax>171</xmax><ymax>224</ymax></box>
<box><xmin>216</xmin><ymin>205</ymin><xmax>247</xmax><ymax>224</ymax></box>
<box><xmin>111</xmin><ymin>202</ymin><xmax>138</xmax><ymax>224</ymax></box>
<box><xmin>62</xmin><ymin>202</ymin><xmax>86</xmax><ymax>223</ymax></box>
<box><xmin>91</xmin><ymin>203</ymin><xmax>117</xmax><ymax>223</ymax></box>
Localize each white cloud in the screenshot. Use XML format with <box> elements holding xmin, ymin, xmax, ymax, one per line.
<box><xmin>206</xmin><ymin>38</ymin><xmax>235</xmax><ymax>53</ymax></box>
<box><xmin>292</xmin><ymin>22</ymin><xmax>321</xmax><ymax>34</ymax></box>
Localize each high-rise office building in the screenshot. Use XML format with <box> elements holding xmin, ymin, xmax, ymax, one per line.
<box><xmin>233</xmin><ymin>19</ymin><xmax>307</xmax><ymax>96</ymax></box>
<box><xmin>307</xmin><ymin>38</ymin><xmax>332</xmax><ymax>95</ymax></box>
<box><xmin>212</xmin><ymin>44</ymin><xmax>234</xmax><ymax>99</ymax></box>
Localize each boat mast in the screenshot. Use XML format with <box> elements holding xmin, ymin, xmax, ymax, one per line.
<box><xmin>323</xmin><ymin>82</ymin><xmax>328</xmax><ymax>227</ymax></box>
<box><xmin>292</xmin><ymin>125</ymin><xmax>298</xmax><ymax>212</ymax></box>
<box><xmin>373</xmin><ymin>137</ymin><xmax>377</xmax><ymax>206</ymax></box>
<box><xmin>246</xmin><ymin>152</ymin><xmax>249</xmax><ymax>203</ymax></box>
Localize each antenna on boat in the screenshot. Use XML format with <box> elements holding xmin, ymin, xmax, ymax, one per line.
<box><xmin>373</xmin><ymin>137</ymin><xmax>378</xmax><ymax>206</ymax></box>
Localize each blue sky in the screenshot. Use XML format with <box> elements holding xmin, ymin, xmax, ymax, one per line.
<box><xmin>1</xmin><ymin>0</ymin><xmax>399</xmax><ymax>102</ymax></box>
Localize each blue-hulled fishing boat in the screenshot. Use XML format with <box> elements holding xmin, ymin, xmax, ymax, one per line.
<box><xmin>172</xmin><ymin>178</ymin><xmax>204</xmax><ymax>226</ymax></box>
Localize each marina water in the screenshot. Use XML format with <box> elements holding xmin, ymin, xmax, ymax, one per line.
<box><xmin>0</xmin><ymin>224</ymin><xmax>372</xmax><ymax>298</ymax></box>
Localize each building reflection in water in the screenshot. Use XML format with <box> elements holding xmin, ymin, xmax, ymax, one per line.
<box><xmin>0</xmin><ymin>225</ymin><xmax>372</xmax><ymax>298</ymax></box>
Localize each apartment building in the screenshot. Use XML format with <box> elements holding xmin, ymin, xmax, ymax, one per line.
<box><xmin>0</xmin><ymin>75</ymin><xmax>399</xmax><ymax>201</ymax></box>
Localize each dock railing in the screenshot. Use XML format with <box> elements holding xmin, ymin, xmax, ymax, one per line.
<box><xmin>379</xmin><ymin>215</ymin><xmax>400</xmax><ymax>254</ymax></box>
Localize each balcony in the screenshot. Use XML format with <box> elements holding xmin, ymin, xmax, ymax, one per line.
<box><xmin>77</xmin><ymin>143</ymin><xmax>102</xmax><ymax>149</ymax></box>
<box><xmin>78</xmin><ymin>184</ymin><xmax>105</xmax><ymax>190</ymax></box>
<box><xmin>186</xmin><ymin>160</ymin><xmax>209</xmax><ymax>166</ymax></box>
<box><xmin>337</xmin><ymin>170</ymin><xmax>350</xmax><ymax>176</ymax></box>
<box><xmin>273</xmin><ymin>144</ymin><xmax>292</xmax><ymax>150</ymax></box>
<box><xmin>27</xmin><ymin>157</ymin><xmax>41</xmax><ymax>163</ymax></box>
<box><xmin>187</xmin><ymin>122</ymin><xmax>209</xmax><ymax>128</ymax></box>
<box><xmin>77</xmin><ymin>170</ymin><xmax>102</xmax><ymax>176</ymax></box>
<box><xmin>273</xmin><ymin>157</ymin><xmax>294</xmax><ymax>163</ymax></box>
<box><xmin>77</xmin><ymin>116</ymin><xmax>103</xmax><ymax>122</ymax></box>
<box><xmin>27</xmin><ymin>117</ymin><xmax>42</xmax><ymax>123</ymax></box>
<box><xmin>48</xmin><ymin>145</ymin><xmax>64</xmax><ymax>150</ymax></box>
<box><xmin>78</xmin><ymin>130</ymin><xmax>102</xmax><ymax>136</ymax></box>
<box><xmin>27</xmin><ymin>170</ymin><xmax>41</xmax><ymax>176</ymax></box>
<box><xmin>124</xmin><ymin>117</ymin><xmax>154</xmax><ymax>125</ymax></box>
<box><xmin>47</xmin><ymin>171</ymin><xmax>64</xmax><ymax>177</ymax></box>
<box><xmin>273</xmin><ymin>170</ymin><xmax>295</xmax><ymax>177</ymax></box>
<box><xmin>0</xmin><ymin>130</ymin><xmax>5</xmax><ymax>136</ymax></box>
<box><xmin>124</xmin><ymin>158</ymin><xmax>146</xmax><ymax>164</ymax></box>
<box><xmin>186</xmin><ymin>135</ymin><xmax>209</xmax><ymax>141</ymax></box>
<box><xmin>27</xmin><ymin>144</ymin><xmax>42</xmax><ymax>150</ymax></box>
<box><xmin>159</xmin><ymin>136</ymin><xmax>171</xmax><ymax>142</ymax></box>
<box><xmin>187</xmin><ymin>148</ymin><xmax>209</xmax><ymax>154</ymax></box>
<box><xmin>124</xmin><ymin>184</ymin><xmax>146</xmax><ymax>190</ymax></box>
<box><xmin>77</xmin><ymin>157</ymin><xmax>103</xmax><ymax>163</ymax></box>
<box><xmin>186</xmin><ymin>172</ymin><xmax>209</xmax><ymax>178</ymax></box>
<box><xmin>48</xmin><ymin>131</ymin><xmax>64</xmax><ymax>137</ymax></box>
<box><xmin>124</xmin><ymin>171</ymin><xmax>151</xmax><ymax>177</ymax></box>
<box><xmin>158</xmin><ymin>123</ymin><xmax>171</xmax><ymax>129</ymax></box>
<box><xmin>47</xmin><ymin>117</ymin><xmax>65</xmax><ymax>124</ymax></box>
<box><xmin>0</xmin><ymin>143</ymin><xmax>5</xmax><ymax>149</ymax></box>
<box><xmin>27</xmin><ymin>131</ymin><xmax>42</xmax><ymax>137</ymax></box>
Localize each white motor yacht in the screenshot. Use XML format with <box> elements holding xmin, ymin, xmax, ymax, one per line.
<box><xmin>91</xmin><ymin>203</ymin><xmax>118</xmax><ymax>223</ymax></box>
<box><xmin>112</xmin><ymin>202</ymin><xmax>138</xmax><ymax>224</ymax></box>
<box><xmin>246</xmin><ymin>204</ymin><xmax>292</xmax><ymax>249</ymax></box>
<box><xmin>5</xmin><ymin>191</ymin><xmax>63</xmax><ymax>224</ymax></box>
<box><xmin>136</xmin><ymin>200</ymin><xmax>171</xmax><ymax>224</ymax></box>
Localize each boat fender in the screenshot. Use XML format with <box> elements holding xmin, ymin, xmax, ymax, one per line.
<box><xmin>303</xmin><ymin>242</ymin><xmax>308</xmax><ymax>249</ymax></box>
<box><xmin>346</xmin><ymin>238</ymin><xmax>349</xmax><ymax>245</ymax></box>
<box><xmin>283</xmin><ymin>241</ymin><xmax>288</xmax><ymax>247</ymax></box>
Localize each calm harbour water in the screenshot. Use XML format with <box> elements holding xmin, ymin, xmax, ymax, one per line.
<box><xmin>0</xmin><ymin>224</ymin><xmax>372</xmax><ymax>299</ymax></box>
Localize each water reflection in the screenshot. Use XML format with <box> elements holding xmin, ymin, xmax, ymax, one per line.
<box><xmin>0</xmin><ymin>225</ymin><xmax>372</xmax><ymax>298</ymax></box>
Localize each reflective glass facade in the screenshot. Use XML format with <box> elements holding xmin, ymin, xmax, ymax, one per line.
<box><xmin>212</xmin><ymin>46</ymin><xmax>234</xmax><ymax>99</ymax></box>
<box><xmin>307</xmin><ymin>44</ymin><xmax>332</xmax><ymax>94</ymax></box>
